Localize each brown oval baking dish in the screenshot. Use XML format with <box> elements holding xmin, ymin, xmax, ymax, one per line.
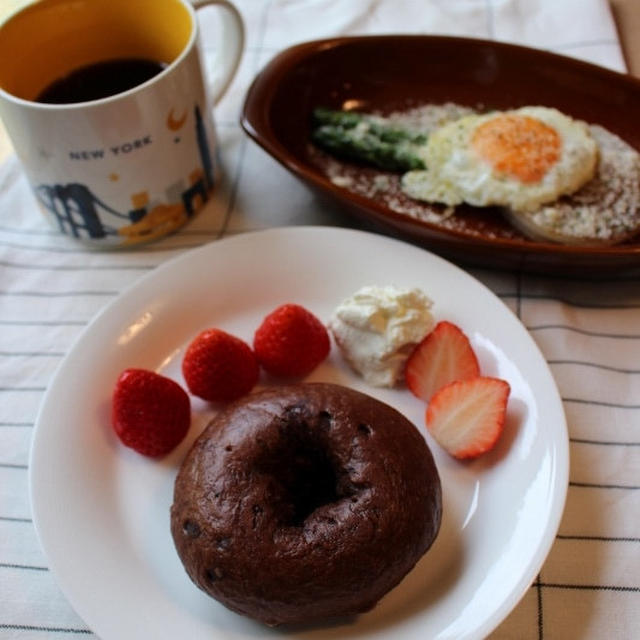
<box><xmin>241</xmin><ymin>35</ymin><xmax>640</xmax><ymax>276</ymax></box>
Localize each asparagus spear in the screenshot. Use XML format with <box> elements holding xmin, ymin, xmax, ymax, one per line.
<box><xmin>312</xmin><ymin>106</ymin><xmax>364</xmax><ymax>129</ymax></box>
<box><xmin>312</xmin><ymin>107</ymin><xmax>427</xmax><ymax>143</ymax></box>
<box><xmin>311</xmin><ymin>107</ymin><xmax>427</xmax><ymax>172</ymax></box>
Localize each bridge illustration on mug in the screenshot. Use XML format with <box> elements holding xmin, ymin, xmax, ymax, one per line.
<box><xmin>34</xmin><ymin>104</ymin><xmax>214</xmax><ymax>244</ymax></box>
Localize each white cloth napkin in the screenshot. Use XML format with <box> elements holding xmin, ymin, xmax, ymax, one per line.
<box><xmin>1</xmin><ymin>1</ymin><xmax>637</xmax><ymax>639</ymax></box>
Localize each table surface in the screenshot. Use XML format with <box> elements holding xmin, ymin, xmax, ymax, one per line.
<box><xmin>610</xmin><ymin>0</ymin><xmax>640</xmax><ymax>76</ymax></box>
<box><xmin>1</xmin><ymin>1</ymin><xmax>639</xmax><ymax>639</ymax></box>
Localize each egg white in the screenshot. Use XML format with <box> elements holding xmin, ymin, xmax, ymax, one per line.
<box><xmin>401</xmin><ymin>106</ymin><xmax>598</xmax><ymax>213</ymax></box>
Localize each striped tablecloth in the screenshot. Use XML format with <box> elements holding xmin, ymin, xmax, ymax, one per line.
<box><xmin>1</xmin><ymin>1</ymin><xmax>638</xmax><ymax>638</ymax></box>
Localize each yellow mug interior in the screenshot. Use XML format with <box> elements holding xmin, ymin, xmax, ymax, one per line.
<box><xmin>0</xmin><ymin>0</ymin><xmax>193</xmax><ymax>101</ymax></box>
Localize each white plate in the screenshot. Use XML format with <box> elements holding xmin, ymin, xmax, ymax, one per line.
<box><xmin>30</xmin><ymin>226</ymin><xmax>568</xmax><ymax>640</ymax></box>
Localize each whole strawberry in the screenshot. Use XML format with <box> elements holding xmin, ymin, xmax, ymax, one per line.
<box><xmin>253</xmin><ymin>303</ymin><xmax>330</xmax><ymax>377</ymax></box>
<box><xmin>182</xmin><ymin>328</ymin><xmax>259</xmax><ymax>402</ymax></box>
<box><xmin>112</xmin><ymin>368</ymin><xmax>191</xmax><ymax>457</ymax></box>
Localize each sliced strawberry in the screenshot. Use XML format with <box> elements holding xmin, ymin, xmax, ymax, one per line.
<box><xmin>405</xmin><ymin>321</ymin><xmax>480</xmax><ymax>402</ymax></box>
<box><xmin>426</xmin><ymin>376</ymin><xmax>510</xmax><ymax>459</ymax></box>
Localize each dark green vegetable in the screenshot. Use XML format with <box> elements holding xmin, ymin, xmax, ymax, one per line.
<box><xmin>311</xmin><ymin>107</ymin><xmax>427</xmax><ymax>172</ymax></box>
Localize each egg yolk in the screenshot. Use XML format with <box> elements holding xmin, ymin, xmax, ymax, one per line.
<box><xmin>471</xmin><ymin>114</ymin><xmax>561</xmax><ymax>184</ymax></box>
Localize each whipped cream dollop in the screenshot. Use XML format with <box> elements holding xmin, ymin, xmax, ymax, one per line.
<box><xmin>329</xmin><ymin>285</ymin><xmax>435</xmax><ymax>387</ymax></box>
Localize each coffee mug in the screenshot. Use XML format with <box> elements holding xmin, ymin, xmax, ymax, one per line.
<box><xmin>0</xmin><ymin>0</ymin><xmax>243</xmax><ymax>246</ymax></box>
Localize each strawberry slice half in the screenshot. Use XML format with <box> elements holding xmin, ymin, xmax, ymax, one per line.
<box><xmin>405</xmin><ymin>321</ymin><xmax>480</xmax><ymax>402</ymax></box>
<box><xmin>426</xmin><ymin>376</ymin><xmax>510</xmax><ymax>459</ymax></box>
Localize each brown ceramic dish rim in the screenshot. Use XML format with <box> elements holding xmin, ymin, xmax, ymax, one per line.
<box><xmin>241</xmin><ymin>35</ymin><xmax>640</xmax><ymax>261</ymax></box>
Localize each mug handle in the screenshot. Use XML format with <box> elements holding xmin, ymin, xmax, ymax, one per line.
<box><xmin>191</xmin><ymin>0</ymin><xmax>245</xmax><ymax>105</ymax></box>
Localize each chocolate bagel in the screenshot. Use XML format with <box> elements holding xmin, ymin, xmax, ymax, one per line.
<box><xmin>170</xmin><ymin>382</ymin><xmax>442</xmax><ymax>626</ymax></box>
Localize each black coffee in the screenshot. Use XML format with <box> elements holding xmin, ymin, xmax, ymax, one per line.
<box><xmin>36</xmin><ymin>58</ymin><xmax>167</xmax><ymax>104</ymax></box>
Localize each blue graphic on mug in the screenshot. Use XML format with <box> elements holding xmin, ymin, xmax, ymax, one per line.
<box><xmin>34</xmin><ymin>104</ymin><xmax>214</xmax><ymax>244</ymax></box>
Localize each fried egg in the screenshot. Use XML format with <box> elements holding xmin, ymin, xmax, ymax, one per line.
<box><xmin>401</xmin><ymin>106</ymin><xmax>598</xmax><ymax>213</ymax></box>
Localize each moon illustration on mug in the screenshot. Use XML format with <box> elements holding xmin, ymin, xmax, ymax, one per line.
<box><xmin>167</xmin><ymin>108</ymin><xmax>188</xmax><ymax>131</ymax></box>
